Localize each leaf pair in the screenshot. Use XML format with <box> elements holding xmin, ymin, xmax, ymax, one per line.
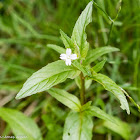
<box><xmin>63</xmin><ymin>101</ymin><xmax>130</xmax><ymax>140</ymax></box>
<box><xmin>44</xmin><ymin>86</ymin><xmax>127</xmax><ymax>140</ymax></box>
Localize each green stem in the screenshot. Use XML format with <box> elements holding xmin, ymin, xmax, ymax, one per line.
<box><xmin>106</xmin><ymin>0</ymin><xmax>122</xmax><ymax>46</ymax></box>
<box><xmin>106</xmin><ymin>21</ymin><xmax>114</xmax><ymax>46</ymax></box>
<box><xmin>80</xmin><ymin>72</ymin><xmax>85</xmax><ymax>105</ymax></box>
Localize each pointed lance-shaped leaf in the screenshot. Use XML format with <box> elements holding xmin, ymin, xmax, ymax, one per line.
<box><xmin>16</xmin><ymin>60</ymin><xmax>80</xmax><ymax>99</ymax></box>
<box><xmin>71</xmin><ymin>1</ymin><xmax>93</xmax><ymax>58</ymax></box>
<box><xmin>84</xmin><ymin>46</ymin><xmax>119</xmax><ymax>65</ymax></box>
<box><xmin>60</xmin><ymin>29</ymin><xmax>74</xmax><ymax>51</ymax></box>
<box><xmin>92</xmin><ymin>58</ymin><xmax>107</xmax><ymax>73</ymax></box>
<box><xmin>85</xmin><ymin>105</ymin><xmax>117</xmax><ymax>124</ymax></box>
<box><xmin>0</xmin><ymin>108</ymin><xmax>42</xmax><ymax>140</ymax></box>
<box><xmin>47</xmin><ymin>88</ymin><xmax>81</xmax><ymax>112</ymax></box>
<box><xmin>91</xmin><ymin>73</ymin><xmax>130</xmax><ymax>114</ymax></box>
<box><xmin>103</xmin><ymin>117</ymin><xmax>131</xmax><ymax>140</ymax></box>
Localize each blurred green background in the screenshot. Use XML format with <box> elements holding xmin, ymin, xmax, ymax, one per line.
<box><xmin>0</xmin><ymin>0</ymin><xmax>140</xmax><ymax>139</ymax></box>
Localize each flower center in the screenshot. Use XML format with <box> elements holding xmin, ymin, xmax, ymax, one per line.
<box><xmin>66</xmin><ymin>55</ymin><xmax>71</xmax><ymax>59</ymax></box>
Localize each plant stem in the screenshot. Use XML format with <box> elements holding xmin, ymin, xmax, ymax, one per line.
<box><xmin>106</xmin><ymin>0</ymin><xmax>122</xmax><ymax>46</ymax></box>
<box><xmin>80</xmin><ymin>72</ymin><xmax>85</xmax><ymax>105</ymax></box>
<box><xmin>106</xmin><ymin>21</ymin><xmax>114</xmax><ymax>46</ymax></box>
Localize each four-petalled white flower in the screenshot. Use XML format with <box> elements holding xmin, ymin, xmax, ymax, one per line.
<box><xmin>60</xmin><ymin>48</ymin><xmax>77</xmax><ymax>66</ymax></box>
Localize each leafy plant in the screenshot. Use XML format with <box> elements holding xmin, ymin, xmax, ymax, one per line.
<box><xmin>13</xmin><ymin>1</ymin><xmax>139</xmax><ymax>140</ymax></box>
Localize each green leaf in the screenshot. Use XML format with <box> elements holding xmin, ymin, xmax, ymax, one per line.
<box><xmin>60</xmin><ymin>30</ymin><xmax>74</xmax><ymax>51</ymax></box>
<box><xmin>72</xmin><ymin>60</ymin><xmax>92</xmax><ymax>77</ymax></box>
<box><xmin>91</xmin><ymin>73</ymin><xmax>130</xmax><ymax>114</ymax></box>
<box><xmin>75</xmin><ymin>76</ymin><xmax>92</xmax><ymax>90</ymax></box>
<box><xmin>0</xmin><ymin>108</ymin><xmax>42</xmax><ymax>140</ymax></box>
<box><xmin>85</xmin><ymin>106</ymin><xmax>117</xmax><ymax>124</ymax></box>
<box><xmin>103</xmin><ymin>117</ymin><xmax>131</xmax><ymax>140</ymax></box>
<box><xmin>81</xmin><ymin>101</ymin><xmax>92</xmax><ymax>111</ymax></box>
<box><xmin>92</xmin><ymin>59</ymin><xmax>107</xmax><ymax>72</ymax></box>
<box><xmin>84</xmin><ymin>46</ymin><xmax>119</xmax><ymax>65</ymax></box>
<box><xmin>16</xmin><ymin>60</ymin><xmax>80</xmax><ymax>99</ymax></box>
<box><xmin>85</xmin><ymin>78</ymin><xmax>92</xmax><ymax>89</ymax></box>
<box><xmin>75</xmin><ymin>76</ymin><xmax>81</xmax><ymax>89</ymax></box>
<box><xmin>63</xmin><ymin>111</ymin><xmax>93</xmax><ymax>140</ymax></box>
<box><xmin>71</xmin><ymin>1</ymin><xmax>93</xmax><ymax>58</ymax></box>
<box><xmin>47</xmin><ymin>88</ymin><xmax>81</xmax><ymax>112</ymax></box>
<box><xmin>47</xmin><ymin>44</ymin><xmax>65</xmax><ymax>54</ymax></box>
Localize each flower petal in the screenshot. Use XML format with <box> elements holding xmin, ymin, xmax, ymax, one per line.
<box><xmin>65</xmin><ymin>59</ymin><xmax>71</xmax><ymax>66</ymax></box>
<box><xmin>66</xmin><ymin>48</ymin><xmax>71</xmax><ymax>56</ymax></box>
<box><xmin>60</xmin><ymin>54</ymin><xmax>67</xmax><ymax>60</ymax></box>
<box><xmin>70</xmin><ymin>54</ymin><xmax>77</xmax><ymax>60</ymax></box>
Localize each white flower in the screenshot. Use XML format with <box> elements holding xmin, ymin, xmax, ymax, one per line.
<box><xmin>60</xmin><ymin>48</ymin><xmax>77</xmax><ymax>66</ymax></box>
